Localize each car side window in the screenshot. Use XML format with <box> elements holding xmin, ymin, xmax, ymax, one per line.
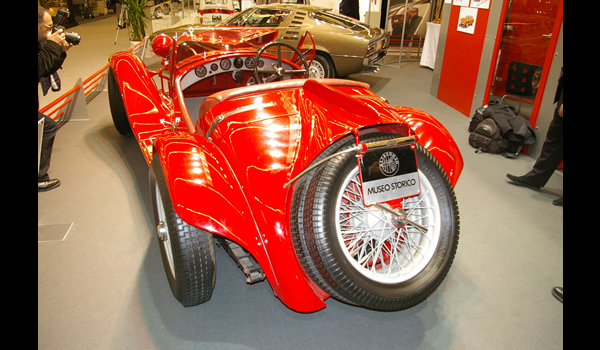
<box><xmin>311</xmin><ymin>11</ymin><xmax>358</xmax><ymax>30</ymax></box>
<box><xmin>234</xmin><ymin>9</ymin><xmax>292</xmax><ymax>27</ymax></box>
<box><xmin>226</xmin><ymin>9</ymin><xmax>254</xmax><ymax>26</ymax></box>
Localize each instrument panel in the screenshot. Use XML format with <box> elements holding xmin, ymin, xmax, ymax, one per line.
<box><xmin>181</xmin><ymin>56</ymin><xmax>292</xmax><ymax>91</ymax></box>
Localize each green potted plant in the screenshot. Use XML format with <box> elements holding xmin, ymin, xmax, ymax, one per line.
<box><xmin>122</xmin><ymin>0</ymin><xmax>150</xmax><ymax>42</ymax></box>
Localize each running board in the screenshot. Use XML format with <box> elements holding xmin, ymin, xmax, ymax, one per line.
<box><xmin>216</xmin><ymin>237</ymin><xmax>266</xmax><ymax>284</ymax></box>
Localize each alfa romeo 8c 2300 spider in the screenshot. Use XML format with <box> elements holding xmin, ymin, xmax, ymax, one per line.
<box><xmin>107</xmin><ymin>27</ymin><xmax>463</xmax><ymax>313</ymax></box>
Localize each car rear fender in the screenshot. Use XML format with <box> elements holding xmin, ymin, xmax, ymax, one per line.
<box><xmin>109</xmin><ymin>52</ymin><xmax>174</xmax><ymax>164</ymax></box>
<box><xmin>307</xmin><ymin>83</ymin><xmax>462</xmax><ymax>186</ymax></box>
<box><xmin>152</xmin><ymin>132</ymin><xmax>271</xmax><ymax>273</ymax></box>
<box><xmin>152</xmin><ymin>132</ymin><xmax>329</xmax><ymax>312</ymax></box>
<box><xmin>323</xmin><ymin>113</ymin><xmax>463</xmax><ymax>188</ymax></box>
<box><xmin>392</xmin><ymin>106</ymin><xmax>464</xmax><ymax>186</ymax></box>
<box><xmin>277</xmin><ymin>80</ymin><xmax>462</xmax><ymax>186</ymax></box>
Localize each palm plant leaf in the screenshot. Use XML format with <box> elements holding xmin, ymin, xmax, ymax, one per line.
<box><xmin>122</xmin><ymin>0</ymin><xmax>149</xmax><ymax>41</ymax></box>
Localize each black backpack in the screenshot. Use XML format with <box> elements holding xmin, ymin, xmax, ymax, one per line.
<box><xmin>468</xmin><ymin>100</ymin><xmax>536</xmax><ymax>158</ymax></box>
<box><xmin>468</xmin><ymin>117</ymin><xmax>511</xmax><ymax>154</ymax></box>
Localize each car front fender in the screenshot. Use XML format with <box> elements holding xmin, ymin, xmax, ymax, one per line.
<box><xmin>109</xmin><ymin>52</ymin><xmax>174</xmax><ymax>164</ymax></box>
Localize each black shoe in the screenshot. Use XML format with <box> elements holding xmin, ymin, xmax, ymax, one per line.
<box><xmin>552</xmin><ymin>196</ymin><xmax>563</xmax><ymax>206</ymax></box>
<box><xmin>552</xmin><ymin>286</ymin><xmax>563</xmax><ymax>303</ymax></box>
<box><xmin>506</xmin><ymin>174</ymin><xmax>541</xmax><ymax>190</ymax></box>
<box><xmin>38</xmin><ymin>179</ymin><xmax>61</xmax><ymax>192</ymax></box>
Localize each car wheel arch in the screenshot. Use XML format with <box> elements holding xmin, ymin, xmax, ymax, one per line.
<box><xmin>311</xmin><ymin>50</ymin><xmax>337</xmax><ymax>78</ymax></box>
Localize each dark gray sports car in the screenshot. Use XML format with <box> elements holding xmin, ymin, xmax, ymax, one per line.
<box><xmin>150</xmin><ymin>4</ymin><xmax>390</xmax><ymax>78</ymax></box>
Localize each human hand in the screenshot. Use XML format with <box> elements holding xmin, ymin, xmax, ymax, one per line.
<box><xmin>558</xmin><ymin>103</ymin><xmax>563</xmax><ymax>117</ymax></box>
<box><xmin>46</xmin><ymin>28</ymin><xmax>73</xmax><ymax>52</ymax></box>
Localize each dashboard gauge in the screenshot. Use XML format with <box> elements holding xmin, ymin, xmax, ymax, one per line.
<box><xmin>233</xmin><ymin>57</ymin><xmax>244</xmax><ymax>69</ymax></box>
<box><xmin>257</xmin><ymin>60</ymin><xmax>265</xmax><ymax>68</ymax></box>
<box><xmin>210</xmin><ymin>63</ymin><xmax>219</xmax><ymax>72</ymax></box>
<box><xmin>245</xmin><ymin>57</ymin><xmax>255</xmax><ymax>69</ymax></box>
<box><xmin>220</xmin><ymin>58</ymin><xmax>232</xmax><ymax>70</ymax></box>
<box><xmin>195</xmin><ymin>66</ymin><xmax>207</xmax><ymax>77</ymax></box>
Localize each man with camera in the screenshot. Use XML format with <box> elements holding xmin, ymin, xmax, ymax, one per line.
<box><xmin>38</xmin><ymin>5</ymin><xmax>74</xmax><ymax>192</ymax></box>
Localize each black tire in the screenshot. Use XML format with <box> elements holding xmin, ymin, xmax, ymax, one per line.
<box><xmin>291</xmin><ymin>134</ymin><xmax>459</xmax><ymax>311</ymax></box>
<box><xmin>149</xmin><ymin>156</ymin><xmax>216</xmax><ymax>307</ymax></box>
<box><xmin>308</xmin><ymin>53</ymin><xmax>334</xmax><ymax>79</ymax></box>
<box><xmin>107</xmin><ymin>67</ymin><xmax>133</xmax><ymax>135</ymax></box>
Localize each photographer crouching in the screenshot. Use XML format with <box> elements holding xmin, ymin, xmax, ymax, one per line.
<box><xmin>38</xmin><ymin>6</ymin><xmax>79</xmax><ymax>192</ymax></box>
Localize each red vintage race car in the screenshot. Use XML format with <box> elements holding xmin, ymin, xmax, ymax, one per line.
<box><xmin>107</xmin><ymin>27</ymin><xmax>463</xmax><ymax>313</ymax></box>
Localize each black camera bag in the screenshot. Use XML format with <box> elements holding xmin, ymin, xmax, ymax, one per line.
<box><xmin>468</xmin><ymin>100</ymin><xmax>536</xmax><ymax>158</ymax></box>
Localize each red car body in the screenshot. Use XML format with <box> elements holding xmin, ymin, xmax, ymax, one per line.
<box><xmin>108</xmin><ymin>28</ymin><xmax>463</xmax><ymax>312</ymax></box>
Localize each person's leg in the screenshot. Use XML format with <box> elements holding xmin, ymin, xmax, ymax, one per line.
<box><xmin>507</xmin><ymin>107</ymin><xmax>563</xmax><ymax>188</ymax></box>
<box><xmin>522</xmin><ymin>111</ymin><xmax>563</xmax><ymax>187</ymax></box>
<box><xmin>38</xmin><ymin>112</ymin><xmax>60</xmax><ymax>191</ymax></box>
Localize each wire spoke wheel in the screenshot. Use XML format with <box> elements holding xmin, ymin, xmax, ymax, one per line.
<box><xmin>335</xmin><ymin>167</ymin><xmax>441</xmax><ymax>284</ymax></box>
<box><xmin>291</xmin><ymin>134</ymin><xmax>459</xmax><ymax>311</ymax></box>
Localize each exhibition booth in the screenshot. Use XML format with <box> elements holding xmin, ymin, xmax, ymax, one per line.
<box><xmin>38</xmin><ymin>1</ymin><xmax>563</xmax><ymax>348</ymax></box>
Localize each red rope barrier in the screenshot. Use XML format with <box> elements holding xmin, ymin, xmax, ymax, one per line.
<box><xmin>83</xmin><ymin>63</ymin><xmax>109</xmax><ymax>86</ymax></box>
<box><xmin>47</xmin><ymin>98</ymin><xmax>73</xmax><ymax>120</ymax></box>
<box><xmin>39</xmin><ymin>85</ymin><xmax>81</xmax><ymax>116</ymax></box>
<box><xmin>39</xmin><ymin>37</ymin><xmax>147</xmax><ymax>120</ymax></box>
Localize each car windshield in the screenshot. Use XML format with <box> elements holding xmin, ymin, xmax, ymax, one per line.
<box><xmin>175</xmin><ymin>28</ymin><xmax>280</xmax><ymax>65</ymax></box>
<box><xmin>225</xmin><ymin>8</ymin><xmax>292</xmax><ymax>27</ymax></box>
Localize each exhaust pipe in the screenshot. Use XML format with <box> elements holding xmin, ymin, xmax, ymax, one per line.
<box><xmin>363</xmin><ymin>65</ymin><xmax>380</xmax><ymax>73</ymax></box>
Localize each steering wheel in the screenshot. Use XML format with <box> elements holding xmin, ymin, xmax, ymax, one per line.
<box><xmin>252</xmin><ymin>42</ymin><xmax>309</xmax><ymax>84</ymax></box>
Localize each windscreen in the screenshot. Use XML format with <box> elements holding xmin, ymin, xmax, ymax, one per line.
<box><xmin>175</xmin><ymin>28</ymin><xmax>279</xmax><ymax>65</ymax></box>
<box><xmin>225</xmin><ymin>8</ymin><xmax>292</xmax><ymax>27</ymax></box>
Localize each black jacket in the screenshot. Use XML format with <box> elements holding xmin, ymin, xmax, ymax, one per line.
<box><xmin>340</xmin><ymin>0</ymin><xmax>359</xmax><ymax>20</ymax></box>
<box><xmin>485</xmin><ymin>100</ymin><xmax>536</xmax><ymax>146</ymax></box>
<box><xmin>38</xmin><ymin>40</ymin><xmax>66</xmax><ymax>109</ymax></box>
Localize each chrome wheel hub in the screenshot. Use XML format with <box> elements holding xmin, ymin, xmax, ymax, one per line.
<box><xmin>308</xmin><ymin>61</ymin><xmax>325</xmax><ymax>79</ymax></box>
<box><xmin>157</xmin><ymin>221</ymin><xmax>169</xmax><ymax>242</ymax></box>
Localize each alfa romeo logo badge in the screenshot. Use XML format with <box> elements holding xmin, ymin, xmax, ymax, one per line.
<box><xmin>359</xmin><ymin>145</ymin><xmax>420</xmax><ymax>205</ymax></box>
<box><xmin>379</xmin><ymin>151</ymin><xmax>400</xmax><ymax>177</ymax></box>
